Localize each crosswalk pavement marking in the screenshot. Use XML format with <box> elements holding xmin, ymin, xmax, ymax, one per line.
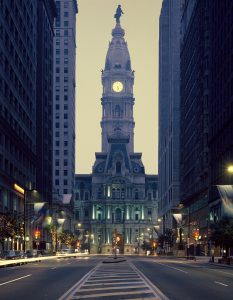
<box><xmin>58</xmin><ymin>260</ymin><xmax>169</xmax><ymax>300</ymax></box>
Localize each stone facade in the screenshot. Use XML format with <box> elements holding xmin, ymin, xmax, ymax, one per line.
<box><xmin>75</xmin><ymin>13</ymin><xmax>158</xmax><ymax>255</ymax></box>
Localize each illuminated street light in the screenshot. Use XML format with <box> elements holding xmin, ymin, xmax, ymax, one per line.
<box><xmin>227</xmin><ymin>165</ymin><xmax>233</xmax><ymax>173</ymax></box>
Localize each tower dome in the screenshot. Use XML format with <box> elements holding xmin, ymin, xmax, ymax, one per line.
<box><xmin>104</xmin><ymin>22</ymin><xmax>131</xmax><ymax>72</ymax></box>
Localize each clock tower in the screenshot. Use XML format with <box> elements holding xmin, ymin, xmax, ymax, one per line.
<box><xmin>101</xmin><ymin>16</ymin><xmax>135</xmax><ymax>153</ymax></box>
<box><xmin>74</xmin><ymin>7</ymin><xmax>158</xmax><ymax>256</ymax></box>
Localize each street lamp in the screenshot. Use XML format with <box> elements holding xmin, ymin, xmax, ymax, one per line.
<box><xmin>227</xmin><ymin>165</ymin><xmax>233</xmax><ymax>173</ymax></box>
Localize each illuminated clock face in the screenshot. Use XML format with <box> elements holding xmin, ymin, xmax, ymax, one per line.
<box><xmin>112</xmin><ymin>81</ymin><xmax>123</xmax><ymax>93</ymax></box>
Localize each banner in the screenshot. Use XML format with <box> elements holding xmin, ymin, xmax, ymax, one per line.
<box><xmin>217</xmin><ymin>185</ymin><xmax>233</xmax><ymax>216</ymax></box>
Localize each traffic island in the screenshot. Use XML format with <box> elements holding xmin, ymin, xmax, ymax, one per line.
<box><xmin>102</xmin><ymin>256</ymin><xmax>126</xmax><ymax>263</ymax></box>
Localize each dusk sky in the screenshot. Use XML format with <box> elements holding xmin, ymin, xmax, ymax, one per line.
<box><xmin>75</xmin><ymin>0</ymin><xmax>163</xmax><ymax>174</ymax></box>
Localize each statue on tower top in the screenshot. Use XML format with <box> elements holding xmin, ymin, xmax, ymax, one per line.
<box><xmin>114</xmin><ymin>5</ymin><xmax>124</xmax><ymax>23</ymax></box>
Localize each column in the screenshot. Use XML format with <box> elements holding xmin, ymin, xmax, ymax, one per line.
<box><xmin>141</xmin><ymin>205</ymin><xmax>144</xmax><ymax>220</ymax></box>
<box><xmin>126</xmin><ymin>205</ymin><xmax>130</xmax><ymax>220</ymax></box>
<box><xmin>92</xmin><ymin>205</ymin><xmax>95</xmax><ymax>220</ymax></box>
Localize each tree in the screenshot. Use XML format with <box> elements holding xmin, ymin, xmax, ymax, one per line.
<box><xmin>158</xmin><ymin>229</ymin><xmax>175</xmax><ymax>250</ymax></box>
<box><xmin>0</xmin><ymin>213</ymin><xmax>19</xmax><ymax>251</ymax></box>
<box><xmin>141</xmin><ymin>240</ymin><xmax>151</xmax><ymax>252</ymax></box>
<box><xmin>210</xmin><ymin>217</ymin><xmax>233</xmax><ymax>257</ymax></box>
<box><xmin>57</xmin><ymin>230</ymin><xmax>77</xmax><ymax>249</ymax></box>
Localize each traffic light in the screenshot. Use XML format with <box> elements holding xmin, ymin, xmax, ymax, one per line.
<box><xmin>34</xmin><ymin>230</ymin><xmax>41</xmax><ymax>239</ymax></box>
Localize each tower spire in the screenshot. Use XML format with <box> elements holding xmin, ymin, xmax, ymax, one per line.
<box><xmin>100</xmin><ymin>7</ymin><xmax>135</xmax><ymax>153</ymax></box>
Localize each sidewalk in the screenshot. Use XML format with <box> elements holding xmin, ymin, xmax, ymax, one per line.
<box><xmin>160</xmin><ymin>255</ymin><xmax>233</xmax><ymax>268</ymax></box>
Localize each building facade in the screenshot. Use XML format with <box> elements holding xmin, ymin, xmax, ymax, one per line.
<box><xmin>158</xmin><ymin>0</ymin><xmax>181</xmax><ymax>231</ymax></box>
<box><xmin>36</xmin><ymin>0</ymin><xmax>56</xmax><ymax>205</ymax></box>
<box><xmin>75</xmin><ymin>13</ymin><xmax>158</xmax><ymax>255</ymax></box>
<box><xmin>180</xmin><ymin>0</ymin><xmax>210</xmax><ymax>255</ymax></box>
<box><xmin>0</xmin><ymin>0</ymin><xmax>37</xmax><ymax>250</ymax></box>
<box><xmin>208</xmin><ymin>0</ymin><xmax>233</xmax><ymax>223</ymax></box>
<box><xmin>53</xmin><ymin>0</ymin><xmax>78</xmax><ymax>199</ymax></box>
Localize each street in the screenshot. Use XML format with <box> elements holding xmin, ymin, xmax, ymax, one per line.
<box><xmin>0</xmin><ymin>256</ymin><xmax>233</xmax><ymax>300</ymax></box>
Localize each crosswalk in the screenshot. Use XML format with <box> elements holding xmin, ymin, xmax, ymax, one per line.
<box><xmin>58</xmin><ymin>259</ymin><xmax>168</xmax><ymax>300</ymax></box>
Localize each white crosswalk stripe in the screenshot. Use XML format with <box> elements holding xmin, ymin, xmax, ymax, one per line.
<box><xmin>58</xmin><ymin>260</ymin><xmax>169</xmax><ymax>300</ymax></box>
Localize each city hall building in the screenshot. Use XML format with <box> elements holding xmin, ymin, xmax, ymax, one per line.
<box><xmin>75</xmin><ymin>12</ymin><xmax>158</xmax><ymax>254</ymax></box>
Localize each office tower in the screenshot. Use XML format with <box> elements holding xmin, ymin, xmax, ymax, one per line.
<box><xmin>180</xmin><ymin>0</ymin><xmax>210</xmax><ymax>255</ymax></box>
<box><xmin>53</xmin><ymin>0</ymin><xmax>78</xmax><ymax>199</ymax></box>
<box><xmin>158</xmin><ymin>0</ymin><xmax>181</xmax><ymax>231</ymax></box>
<box><xmin>36</xmin><ymin>0</ymin><xmax>56</xmax><ymax>204</ymax></box>
<box><xmin>0</xmin><ymin>0</ymin><xmax>37</xmax><ymax>250</ymax></box>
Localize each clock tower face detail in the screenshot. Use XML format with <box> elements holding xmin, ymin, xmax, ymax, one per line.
<box><xmin>101</xmin><ymin>18</ymin><xmax>135</xmax><ymax>152</ymax></box>
<box><xmin>112</xmin><ymin>81</ymin><xmax>124</xmax><ymax>93</ymax></box>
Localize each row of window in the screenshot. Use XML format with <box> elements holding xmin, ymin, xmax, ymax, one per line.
<box><xmin>75</xmin><ymin>190</ymin><xmax>154</xmax><ymax>201</ymax></box>
<box><xmin>55</xmin><ymin>49</ymin><xmax>69</xmax><ymax>55</ymax></box>
<box><xmin>55</xmin><ymin>76</ymin><xmax>69</xmax><ymax>83</ymax></box>
<box><xmin>55</xmin><ymin>38</ymin><xmax>69</xmax><ymax>46</ymax></box>
<box><xmin>55</xmin><ymin>179</ymin><xmax>69</xmax><ymax>186</ymax></box>
<box><xmin>55</xmin><ymin>57</ymin><xmax>69</xmax><ymax>64</ymax></box>
<box><xmin>55</xmin><ymin>29</ymin><xmax>69</xmax><ymax>37</ymax></box>
<box><xmin>55</xmin><ymin>21</ymin><xmax>69</xmax><ymax>27</ymax></box>
<box><xmin>56</xmin><ymin>67</ymin><xmax>69</xmax><ymax>73</ymax></box>
<box><xmin>55</xmin><ymin>170</ymin><xmax>68</xmax><ymax>176</ymax></box>
<box><xmin>55</xmin><ymin>150</ymin><xmax>69</xmax><ymax>155</ymax></box>
<box><xmin>55</xmin><ymin>140</ymin><xmax>69</xmax><ymax>147</ymax></box>
<box><xmin>55</xmin><ymin>95</ymin><xmax>69</xmax><ymax>101</ymax></box>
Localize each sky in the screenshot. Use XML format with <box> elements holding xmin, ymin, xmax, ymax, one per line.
<box><xmin>75</xmin><ymin>0</ymin><xmax>163</xmax><ymax>175</ymax></box>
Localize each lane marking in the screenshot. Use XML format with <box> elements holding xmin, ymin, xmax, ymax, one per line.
<box><xmin>0</xmin><ymin>274</ymin><xmax>32</xmax><ymax>286</ymax></box>
<box><xmin>153</xmin><ymin>261</ymin><xmax>188</xmax><ymax>274</ymax></box>
<box><xmin>204</xmin><ymin>267</ymin><xmax>233</xmax><ymax>276</ymax></box>
<box><xmin>130</xmin><ymin>262</ymin><xmax>170</xmax><ymax>300</ymax></box>
<box><xmin>84</xmin><ymin>281</ymin><xmax>143</xmax><ymax>286</ymax></box>
<box><xmin>86</xmin><ymin>277</ymin><xmax>142</xmax><ymax>282</ymax></box>
<box><xmin>72</xmin><ymin>290</ymin><xmax>153</xmax><ymax>299</ymax></box>
<box><xmin>58</xmin><ymin>263</ymin><xmax>101</xmax><ymax>300</ymax></box>
<box><xmin>80</xmin><ymin>284</ymin><xmax>146</xmax><ymax>292</ymax></box>
<box><xmin>214</xmin><ymin>281</ymin><xmax>228</xmax><ymax>287</ymax></box>
<box><xmin>91</xmin><ymin>274</ymin><xmax>139</xmax><ymax>278</ymax></box>
<box><xmin>51</xmin><ymin>267</ymin><xmax>57</xmax><ymax>270</ymax></box>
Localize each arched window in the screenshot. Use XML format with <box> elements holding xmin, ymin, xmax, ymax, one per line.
<box><xmin>112</xmin><ymin>188</ymin><xmax>116</xmax><ymax>199</ymax></box>
<box><xmin>135</xmin><ymin>207</ymin><xmax>139</xmax><ymax>221</ymax></box>
<box><xmin>115</xmin><ymin>208</ymin><xmax>122</xmax><ymax>222</ymax></box>
<box><xmin>116</xmin><ymin>188</ymin><xmax>120</xmax><ymax>199</ymax></box>
<box><xmin>116</xmin><ymin>161</ymin><xmax>121</xmax><ymax>174</ymax></box>
<box><xmin>97</xmin><ymin>207</ymin><xmax>102</xmax><ymax>221</ymax></box>
<box><xmin>121</xmin><ymin>188</ymin><xmax>125</xmax><ymax>199</ymax></box>
<box><xmin>97</xmin><ymin>187</ymin><xmax>102</xmax><ymax>199</ymax></box>
<box><xmin>84</xmin><ymin>192</ymin><xmax>89</xmax><ymax>200</ymax></box>
<box><xmin>115</xmin><ymin>105</ymin><xmax>121</xmax><ymax>117</ymax></box>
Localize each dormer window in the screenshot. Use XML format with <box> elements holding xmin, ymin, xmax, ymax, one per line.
<box><xmin>116</xmin><ymin>161</ymin><xmax>121</xmax><ymax>174</ymax></box>
<box><xmin>114</xmin><ymin>63</ymin><xmax>121</xmax><ymax>68</ymax></box>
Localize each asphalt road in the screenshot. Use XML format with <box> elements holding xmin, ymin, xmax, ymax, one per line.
<box><xmin>132</xmin><ymin>256</ymin><xmax>233</xmax><ymax>300</ymax></box>
<box><xmin>0</xmin><ymin>256</ymin><xmax>101</xmax><ymax>300</ymax></box>
<box><xmin>0</xmin><ymin>256</ymin><xmax>232</xmax><ymax>300</ymax></box>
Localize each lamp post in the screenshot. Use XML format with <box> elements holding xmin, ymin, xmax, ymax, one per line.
<box><xmin>23</xmin><ymin>188</ymin><xmax>39</xmax><ymax>252</ymax></box>
<box><xmin>56</xmin><ymin>215</ymin><xmax>65</xmax><ymax>251</ymax></box>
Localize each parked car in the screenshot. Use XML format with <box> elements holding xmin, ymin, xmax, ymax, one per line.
<box><xmin>17</xmin><ymin>251</ymin><xmax>26</xmax><ymax>258</ymax></box>
<box><xmin>26</xmin><ymin>250</ymin><xmax>42</xmax><ymax>258</ymax></box>
<box><xmin>56</xmin><ymin>249</ymin><xmax>75</xmax><ymax>256</ymax></box>
<box><xmin>2</xmin><ymin>250</ymin><xmax>20</xmax><ymax>260</ymax></box>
